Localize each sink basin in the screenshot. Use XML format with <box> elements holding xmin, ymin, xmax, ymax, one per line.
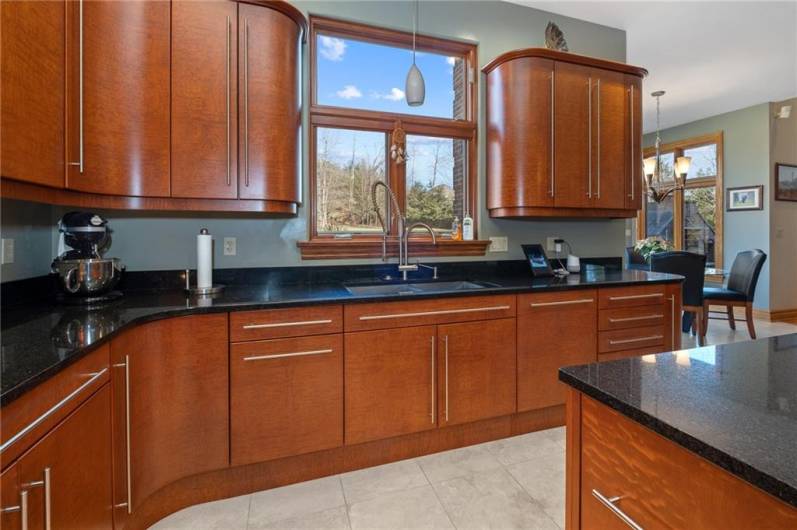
<box><xmin>345</xmin><ymin>280</ymin><xmax>493</xmax><ymax>296</ymax></box>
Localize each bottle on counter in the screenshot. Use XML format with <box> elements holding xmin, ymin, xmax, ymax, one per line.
<box><xmin>451</xmin><ymin>216</ymin><xmax>461</xmax><ymax>240</ymax></box>
<box><xmin>462</xmin><ymin>214</ymin><xmax>473</xmax><ymax>241</ymax></box>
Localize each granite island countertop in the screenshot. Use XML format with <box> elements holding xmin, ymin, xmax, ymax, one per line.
<box><xmin>2</xmin><ymin>263</ymin><xmax>681</xmax><ymax>405</ymax></box>
<box><xmin>559</xmin><ymin>333</ymin><xmax>797</xmax><ymax>508</ymax></box>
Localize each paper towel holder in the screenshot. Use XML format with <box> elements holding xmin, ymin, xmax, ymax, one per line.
<box><xmin>183</xmin><ymin>268</ymin><xmax>225</xmax><ymax>296</ymax></box>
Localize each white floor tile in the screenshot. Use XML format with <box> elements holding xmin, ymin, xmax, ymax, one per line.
<box><xmin>248</xmin><ymin>506</ymin><xmax>351</xmax><ymax>530</ymax></box>
<box><xmin>149</xmin><ymin>493</ymin><xmax>250</xmax><ymax>530</ymax></box>
<box><xmin>248</xmin><ymin>476</ymin><xmax>345</xmax><ymax>528</ymax></box>
<box><xmin>347</xmin><ymin>485</ymin><xmax>454</xmax><ymax>530</ymax></box>
<box><xmin>506</xmin><ymin>452</ymin><xmax>566</xmax><ymax>528</ymax></box>
<box><xmin>417</xmin><ymin>444</ymin><xmax>503</xmax><ymax>483</ymax></box>
<box><xmin>341</xmin><ymin>458</ymin><xmax>429</xmax><ymax>504</ymax></box>
<box><xmin>484</xmin><ymin>429</ymin><xmax>563</xmax><ymax>466</ymax></box>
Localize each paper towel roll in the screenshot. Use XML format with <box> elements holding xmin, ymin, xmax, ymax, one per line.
<box><xmin>197</xmin><ymin>229</ymin><xmax>213</xmax><ymax>289</ymax></box>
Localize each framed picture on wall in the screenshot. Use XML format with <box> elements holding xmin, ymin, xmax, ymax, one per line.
<box><xmin>775</xmin><ymin>163</ymin><xmax>797</xmax><ymax>202</ymax></box>
<box><xmin>726</xmin><ymin>185</ymin><xmax>764</xmax><ymax>211</ymax></box>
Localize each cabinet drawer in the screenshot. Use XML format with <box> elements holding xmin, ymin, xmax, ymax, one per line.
<box><xmin>344</xmin><ymin>295</ymin><xmax>516</xmax><ymax>332</ymax></box>
<box><xmin>598</xmin><ymin>285</ymin><xmax>667</xmax><ymax>309</ymax></box>
<box><xmin>598</xmin><ymin>346</ymin><xmax>662</xmax><ymax>363</ymax></box>
<box><xmin>598</xmin><ymin>306</ymin><xmax>666</xmax><ymax>331</ymax></box>
<box><xmin>517</xmin><ymin>289</ymin><xmax>597</xmax><ymax>316</ymax></box>
<box><xmin>598</xmin><ymin>325</ymin><xmax>665</xmax><ymax>354</ymax></box>
<box><xmin>230</xmin><ymin>334</ymin><xmax>343</xmax><ymax>465</ymax></box>
<box><xmin>581</xmin><ymin>396</ymin><xmax>797</xmax><ymax>529</ymax></box>
<box><xmin>230</xmin><ymin>305</ymin><xmax>342</xmax><ymax>342</ymax></box>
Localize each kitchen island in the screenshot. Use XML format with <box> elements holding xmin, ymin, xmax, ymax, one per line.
<box><xmin>560</xmin><ymin>334</ymin><xmax>797</xmax><ymax>529</ymax></box>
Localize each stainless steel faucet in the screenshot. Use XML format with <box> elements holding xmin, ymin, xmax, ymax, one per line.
<box><xmin>371</xmin><ymin>181</ymin><xmax>437</xmax><ymax>281</ymax></box>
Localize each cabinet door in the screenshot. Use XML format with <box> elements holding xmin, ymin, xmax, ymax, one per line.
<box><xmin>625</xmin><ymin>75</ymin><xmax>643</xmax><ymax>210</ymax></box>
<box><xmin>0</xmin><ymin>0</ymin><xmax>64</xmax><ymax>188</ymax></box>
<box><xmin>18</xmin><ymin>385</ymin><xmax>112</xmax><ymax>530</ymax></box>
<box><xmin>172</xmin><ymin>0</ymin><xmax>238</xmax><ymax>199</ymax></box>
<box><xmin>231</xmin><ymin>334</ymin><xmax>343</xmax><ymax>466</ymax></box>
<box><xmin>591</xmin><ymin>68</ymin><xmax>627</xmax><ymax>210</ymax></box>
<box><xmin>486</xmin><ymin>57</ymin><xmax>554</xmax><ymax>210</ymax></box>
<box><xmin>67</xmin><ymin>0</ymin><xmax>170</xmax><ymax>196</ymax></box>
<box><xmin>345</xmin><ymin>326</ymin><xmax>437</xmax><ymax>444</ymax></box>
<box><xmin>554</xmin><ymin>61</ymin><xmax>592</xmax><ymax>208</ymax></box>
<box><xmin>111</xmin><ymin>314</ymin><xmax>229</xmax><ymax>512</ymax></box>
<box><xmin>437</xmin><ymin>319</ymin><xmax>516</xmax><ymax>426</ymax></box>
<box><xmin>517</xmin><ymin>291</ymin><xmax>597</xmax><ymax>411</ymax></box>
<box><xmin>238</xmin><ymin>3</ymin><xmax>302</xmax><ymax>203</ymax></box>
<box><xmin>0</xmin><ymin>465</ymin><xmax>22</xmax><ymax>530</ymax></box>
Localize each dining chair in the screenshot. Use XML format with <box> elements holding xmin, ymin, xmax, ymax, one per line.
<box><xmin>650</xmin><ymin>251</ymin><xmax>707</xmax><ymax>346</ymax></box>
<box><xmin>702</xmin><ymin>250</ymin><xmax>767</xmax><ymax>339</ymax></box>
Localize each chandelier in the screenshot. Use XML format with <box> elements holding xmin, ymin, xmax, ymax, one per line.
<box><xmin>644</xmin><ymin>91</ymin><xmax>691</xmax><ymax>203</ymax></box>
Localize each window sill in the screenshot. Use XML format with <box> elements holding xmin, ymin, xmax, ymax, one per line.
<box><xmin>297</xmin><ymin>238</ymin><xmax>491</xmax><ymax>260</ymax></box>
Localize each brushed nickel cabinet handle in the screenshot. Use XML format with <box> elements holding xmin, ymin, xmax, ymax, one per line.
<box><xmin>608</xmin><ymin>293</ymin><xmax>664</xmax><ymax>301</ymax></box>
<box><xmin>609</xmin><ymin>335</ymin><xmax>663</xmax><ymax>346</ymax></box>
<box><xmin>430</xmin><ymin>336</ymin><xmax>435</xmax><ymax>424</ymax></box>
<box><xmin>592</xmin><ymin>489</ymin><xmax>644</xmax><ymax>530</ymax></box>
<box><xmin>68</xmin><ymin>0</ymin><xmax>84</xmax><ymax>173</ymax></box>
<box><xmin>596</xmin><ymin>78</ymin><xmax>601</xmax><ymax>199</ymax></box>
<box><xmin>1</xmin><ymin>368</ymin><xmax>107</xmax><ymax>453</ymax></box>
<box><xmin>670</xmin><ymin>295</ymin><xmax>676</xmax><ymax>348</ymax></box>
<box><xmin>226</xmin><ymin>16</ymin><xmax>231</xmax><ymax>186</ymax></box>
<box><xmin>1</xmin><ymin>490</ymin><xmax>29</xmax><ymax>530</ymax></box>
<box><xmin>587</xmin><ymin>76</ymin><xmax>592</xmax><ymax>198</ymax></box>
<box><xmin>530</xmin><ymin>298</ymin><xmax>594</xmax><ymax>308</ymax></box>
<box><xmin>629</xmin><ymin>84</ymin><xmax>635</xmax><ymax>199</ymax></box>
<box><xmin>359</xmin><ymin>305</ymin><xmax>511</xmax><ymax>321</ymax></box>
<box><xmin>243</xmin><ymin>349</ymin><xmax>333</xmax><ymax>362</ymax></box>
<box><xmin>242</xmin><ymin>319</ymin><xmax>332</xmax><ymax>330</ymax></box>
<box><xmin>244</xmin><ymin>20</ymin><xmax>249</xmax><ymax>187</ymax></box>
<box><xmin>22</xmin><ymin>468</ymin><xmax>50</xmax><ymax>530</ymax></box>
<box><xmin>550</xmin><ymin>71</ymin><xmax>555</xmax><ymax>198</ymax></box>
<box><xmin>112</xmin><ymin>357</ymin><xmax>132</xmax><ymax>514</ymax></box>
<box><xmin>608</xmin><ymin>314</ymin><xmax>663</xmax><ymax>323</ymax></box>
<box><xmin>444</xmin><ymin>335</ymin><xmax>449</xmax><ymax>422</ymax></box>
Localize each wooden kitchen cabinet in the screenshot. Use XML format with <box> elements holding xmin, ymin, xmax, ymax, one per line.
<box><xmin>590</xmin><ymin>68</ymin><xmax>628</xmax><ymax>210</ymax></box>
<box><xmin>1</xmin><ymin>0</ymin><xmax>65</xmax><ymax>188</ymax></box>
<box><xmin>625</xmin><ymin>74</ymin><xmax>643</xmax><ymax>210</ymax></box>
<box><xmin>437</xmin><ymin>318</ymin><xmax>516</xmax><ymax>426</ymax></box>
<box><xmin>66</xmin><ymin>0</ymin><xmax>170</xmax><ymax>197</ymax></box>
<box><xmin>345</xmin><ymin>326</ymin><xmax>437</xmax><ymax>444</ymax></box>
<box><xmin>231</xmin><ymin>334</ymin><xmax>343</xmax><ymax>466</ymax></box>
<box><xmin>17</xmin><ymin>385</ymin><xmax>113</xmax><ymax>530</ymax></box>
<box><xmin>517</xmin><ymin>290</ymin><xmax>597</xmax><ymax>411</ymax></box>
<box><xmin>110</xmin><ymin>314</ymin><xmax>229</xmax><ymax>519</ymax></box>
<box><xmin>238</xmin><ymin>2</ymin><xmax>302</xmax><ymax>206</ymax></box>
<box><xmin>554</xmin><ymin>61</ymin><xmax>593</xmax><ymax>209</ymax></box>
<box><xmin>0</xmin><ymin>464</ymin><xmax>22</xmax><ymax>530</ymax></box>
<box><xmin>171</xmin><ymin>0</ymin><xmax>238</xmax><ymax>199</ymax></box>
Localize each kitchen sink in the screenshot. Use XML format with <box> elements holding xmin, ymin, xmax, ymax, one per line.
<box><xmin>345</xmin><ymin>280</ymin><xmax>495</xmax><ymax>296</ymax></box>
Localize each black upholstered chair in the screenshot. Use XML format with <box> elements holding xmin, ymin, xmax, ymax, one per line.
<box><xmin>703</xmin><ymin>249</ymin><xmax>767</xmax><ymax>339</ymax></box>
<box><xmin>625</xmin><ymin>247</ymin><xmax>649</xmax><ymax>271</ymax></box>
<box><xmin>650</xmin><ymin>251</ymin><xmax>708</xmax><ymax>345</ymax></box>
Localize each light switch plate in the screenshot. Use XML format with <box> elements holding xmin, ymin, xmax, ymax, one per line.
<box><xmin>223</xmin><ymin>237</ymin><xmax>237</xmax><ymax>256</ymax></box>
<box><xmin>1</xmin><ymin>238</ymin><xmax>14</xmax><ymax>264</ymax></box>
<box><xmin>488</xmin><ymin>236</ymin><xmax>508</xmax><ymax>252</ymax></box>
<box><xmin>546</xmin><ymin>237</ymin><xmax>560</xmax><ymax>252</ymax></box>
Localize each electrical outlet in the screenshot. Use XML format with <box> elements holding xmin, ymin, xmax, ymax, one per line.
<box><xmin>223</xmin><ymin>237</ymin><xmax>237</xmax><ymax>256</ymax></box>
<box><xmin>1</xmin><ymin>238</ymin><xmax>14</xmax><ymax>264</ymax></box>
<box><xmin>488</xmin><ymin>236</ymin><xmax>508</xmax><ymax>252</ymax></box>
<box><xmin>546</xmin><ymin>237</ymin><xmax>560</xmax><ymax>252</ymax></box>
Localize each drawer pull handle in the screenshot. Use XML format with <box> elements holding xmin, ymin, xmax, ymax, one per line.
<box><xmin>242</xmin><ymin>319</ymin><xmax>332</xmax><ymax>330</ymax></box>
<box><xmin>22</xmin><ymin>468</ymin><xmax>50</xmax><ymax>530</ymax></box>
<box><xmin>609</xmin><ymin>335</ymin><xmax>663</xmax><ymax>346</ymax></box>
<box><xmin>608</xmin><ymin>293</ymin><xmax>663</xmax><ymax>301</ymax></box>
<box><xmin>608</xmin><ymin>314</ymin><xmax>663</xmax><ymax>323</ymax></box>
<box><xmin>243</xmin><ymin>349</ymin><xmax>333</xmax><ymax>362</ymax></box>
<box><xmin>359</xmin><ymin>305</ymin><xmax>510</xmax><ymax>321</ymax></box>
<box><xmin>1</xmin><ymin>368</ymin><xmax>108</xmax><ymax>453</ymax></box>
<box><xmin>592</xmin><ymin>489</ymin><xmax>644</xmax><ymax>530</ymax></box>
<box><xmin>1</xmin><ymin>490</ymin><xmax>28</xmax><ymax>530</ymax></box>
<box><xmin>530</xmin><ymin>298</ymin><xmax>593</xmax><ymax>307</ymax></box>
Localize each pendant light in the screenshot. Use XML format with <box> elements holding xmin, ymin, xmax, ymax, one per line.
<box><xmin>405</xmin><ymin>0</ymin><xmax>425</xmax><ymax>106</ymax></box>
<box><xmin>645</xmin><ymin>90</ymin><xmax>691</xmax><ymax>203</ymax></box>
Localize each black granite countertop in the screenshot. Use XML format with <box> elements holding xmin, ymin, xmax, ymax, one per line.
<box><xmin>1</xmin><ymin>260</ymin><xmax>680</xmax><ymax>405</ymax></box>
<box><xmin>560</xmin><ymin>334</ymin><xmax>797</xmax><ymax>508</ymax></box>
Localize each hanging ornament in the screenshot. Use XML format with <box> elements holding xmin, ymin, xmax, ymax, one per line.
<box><xmin>390</xmin><ymin>123</ymin><xmax>407</xmax><ymax>165</ymax></box>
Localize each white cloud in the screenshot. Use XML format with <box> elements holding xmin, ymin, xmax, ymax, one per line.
<box><xmin>336</xmin><ymin>85</ymin><xmax>362</xmax><ymax>99</ymax></box>
<box><xmin>446</xmin><ymin>56</ymin><xmax>456</xmax><ymax>66</ymax></box>
<box><xmin>319</xmin><ymin>36</ymin><xmax>346</xmax><ymax>61</ymax></box>
<box><xmin>372</xmin><ymin>87</ymin><xmax>406</xmax><ymax>101</ymax></box>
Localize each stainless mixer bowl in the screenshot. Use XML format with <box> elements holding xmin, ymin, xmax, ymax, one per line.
<box><xmin>52</xmin><ymin>258</ymin><xmax>124</xmax><ymax>296</ymax></box>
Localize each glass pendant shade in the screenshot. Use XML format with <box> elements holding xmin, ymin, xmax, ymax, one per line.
<box><xmin>405</xmin><ymin>63</ymin><xmax>425</xmax><ymax>106</ymax></box>
<box><xmin>675</xmin><ymin>156</ymin><xmax>691</xmax><ymax>177</ymax></box>
<box><xmin>643</xmin><ymin>157</ymin><xmax>657</xmax><ymax>177</ymax></box>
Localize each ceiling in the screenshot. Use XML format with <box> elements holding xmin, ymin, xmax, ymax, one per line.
<box><xmin>508</xmin><ymin>1</ymin><xmax>797</xmax><ymax>133</ymax></box>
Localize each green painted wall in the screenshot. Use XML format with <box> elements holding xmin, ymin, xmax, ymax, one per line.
<box><xmin>643</xmin><ymin>103</ymin><xmax>772</xmax><ymax>309</ymax></box>
<box><xmin>2</xmin><ymin>1</ymin><xmax>629</xmax><ymax>280</ymax></box>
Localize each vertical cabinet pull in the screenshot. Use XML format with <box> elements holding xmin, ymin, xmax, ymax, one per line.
<box><xmin>114</xmin><ymin>356</ymin><xmax>132</xmax><ymax>513</ymax></box>
<box><xmin>23</xmin><ymin>468</ymin><xmax>50</xmax><ymax>530</ymax></box>
<box><xmin>444</xmin><ymin>335</ymin><xmax>449</xmax><ymax>423</ymax></box>
<box><xmin>69</xmin><ymin>0</ymin><xmax>84</xmax><ymax>173</ymax></box>
<box><xmin>1</xmin><ymin>490</ymin><xmax>29</xmax><ymax>530</ymax></box>
<box><xmin>596</xmin><ymin>78</ymin><xmax>601</xmax><ymax>199</ymax></box>
<box><xmin>549</xmin><ymin>71</ymin><xmax>555</xmax><ymax>198</ymax></box>
<box><xmin>629</xmin><ymin>84</ymin><xmax>635</xmax><ymax>199</ymax></box>
<box><xmin>226</xmin><ymin>16</ymin><xmax>231</xmax><ymax>186</ymax></box>
<box><xmin>430</xmin><ymin>336</ymin><xmax>435</xmax><ymax>424</ymax></box>
<box><xmin>587</xmin><ymin>77</ymin><xmax>592</xmax><ymax>198</ymax></box>
<box><xmin>243</xmin><ymin>20</ymin><xmax>249</xmax><ymax>187</ymax></box>
<box><xmin>670</xmin><ymin>295</ymin><xmax>676</xmax><ymax>348</ymax></box>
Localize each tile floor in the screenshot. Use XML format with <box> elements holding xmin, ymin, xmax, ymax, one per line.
<box><xmin>151</xmin><ymin>318</ymin><xmax>797</xmax><ymax>530</ymax></box>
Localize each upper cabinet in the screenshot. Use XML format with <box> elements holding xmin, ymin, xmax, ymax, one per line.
<box><xmin>1</xmin><ymin>0</ymin><xmax>305</xmax><ymax>214</ymax></box>
<box><xmin>483</xmin><ymin>48</ymin><xmax>646</xmax><ymax>218</ymax></box>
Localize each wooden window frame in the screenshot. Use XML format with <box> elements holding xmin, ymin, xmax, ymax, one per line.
<box><xmin>637</xmin><ymin>131</ymin><xmax>724</xmax><ymax>273</ymax></box>
<box><xmin>299</xmin><ymin>16</ymin><xmax>487</xmax><ymax>260</ymax></box>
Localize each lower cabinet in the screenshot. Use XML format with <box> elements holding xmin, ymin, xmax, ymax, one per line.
<box><xmin>230</xmin><ymin>334</ymin><xmax>343</xmax><ymax>465</ymax></box>
<box><xmin>110</xmin><ymin>314</ymin><xmax>229</xmax><ymax>525</ymax></box>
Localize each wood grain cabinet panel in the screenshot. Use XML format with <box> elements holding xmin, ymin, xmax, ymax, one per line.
<box><xmin>231</xmin><ymin>334</ymin><xmax>343</xmax><ymax>466</ymax></box>
<box><xmin>598</xmin><ymin>325</ymin><xmax>666</xmax><ymax>354</ymax></box>
<box><xmin>486</xmin><ymin>57</ymin><xmax>554</xmax><ymax>211</ymax></box>
<box><xmin>110</xmin><ymin>314</ymin><xmax>229</xmax><ymax>514</ymax></box>
<box><xmin>67</xmin><ymin>0</ymin><xmax>170</xmax><ymax>197</ymax></box>
<box><xmin>17</xmin><ymin>385</ymin><xmax>113</xmax><ymax>530</ymax></box>
<box><xmin>590</xmin><ymin>68</ymin><xmax>627</xmax><ymax>210</ymax></box>
<box><xmin>437</xmin><ymin>318</ymin><xmax>516</xmax><ymax>426</ymax></box>
<box><xmin>625</xmin><ymin>75</ymin><xmax>643</xmax><ymax>211</ymax></box>
<box><xmin>345</xmin><ymin>326</ymin><xmax>437</xmax><ymax>445</ymax></box>
<box><xmin>517</xmin><ymin>291</ymin><xmax>597</xmax><ymax>411</ymax></box>
<box><xmin>0</xmin><ymin>0</ymin><xmax>64</xmax><ymax>188</ymax></box>
<box><xmin>599</xmin><ymin>306</ymin><xmax>666</xmax><ymax>331</ymax></box>
<box><xmin>598</xmin><ymin>285</ymin><xmax>667</xmax><ymax>309</ymax></box>
<box><xmin>0</xmin><ymin>464</ymin><xmax>21</xmax><ymax>530</ymax></box>
<box><xmin>230</xmin><ymin>305</ymin><xmax>343</xmax><ymax>342</ymax></box>
<box><xmin>171</xmin><ymin>0</ymin><xmax>238</xmax><ymax>199</ymax></box>
<box><xmin>238</xmin><ymin>3</ymin><xmax>302</xmax><ymax>205</ymax></box>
